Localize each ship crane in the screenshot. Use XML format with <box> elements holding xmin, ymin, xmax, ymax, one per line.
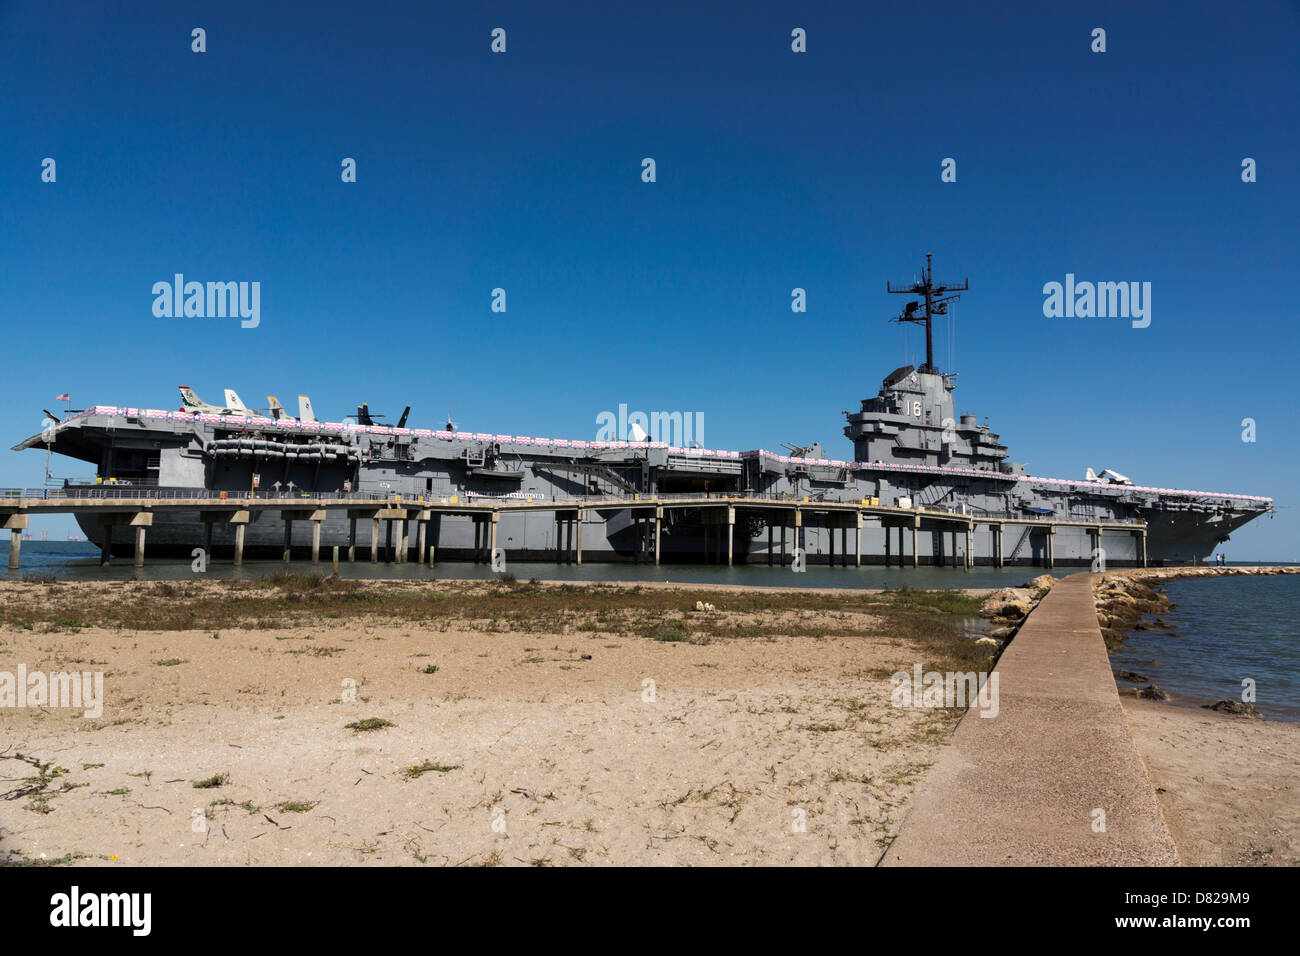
<box><xmin>887</xmin><ymin>253</ymin><xmax>968</xmax><ymax>374</ymax></box>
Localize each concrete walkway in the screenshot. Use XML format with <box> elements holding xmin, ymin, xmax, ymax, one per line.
<box><xmin>882</xmin><ymin>572</ymin><xmax>1177</xmax><ymax>866</ymax></box>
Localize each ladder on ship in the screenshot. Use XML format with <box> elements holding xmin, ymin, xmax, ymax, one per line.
<box><xmin>1007</xmin><ymin>526</ymin><xmax>1033</xmax><ymax>563</ymax></box>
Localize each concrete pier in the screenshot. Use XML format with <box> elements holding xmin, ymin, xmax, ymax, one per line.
<box><xmin>133</xmin><ymin>525</ymin><xmax>147</xmax><ymax>568</ymax></box>
<box><xmin>883</xmin><ymin>572</ymin><xmax>1177</xmax><ymax>866</ymax></box>
<box><xmin>5</xmin><ymin>514</ymin><xmax>28</xmax><ymax>570</ymax></box>
<box><xmin>0</xmin><ymin>492</ymin><xmax>1152</xmax><ymax>570</ymax></box>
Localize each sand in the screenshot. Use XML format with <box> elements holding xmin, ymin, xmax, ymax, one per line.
<box><xmin>1121</xmin><ymin>698</ymin><xmax>1300</xmax><ymax>866</ymax></box>
<box><xmin>0</xmin><ymin>604</ymin><xmax>960</xmax><ymax>866</ymax></box>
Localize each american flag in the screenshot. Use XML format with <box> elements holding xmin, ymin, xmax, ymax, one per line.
<box><xmin>55</xmin><ymin>392</ymin><xmax>70</xmax><ymax>401</ymax></box>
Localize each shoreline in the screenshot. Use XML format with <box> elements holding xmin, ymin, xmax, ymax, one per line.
<box><xmin>1121</xmin><ymin>698</ymin><xmax>1300</xmax><ymax>865</ymax></box>
<box><xmin>1097</xmin><ymin>567</ymin><xmax>1300</xmax><ymax>864</ymax></box>
<box><xmin>1093</xmin><ymin>565</ymin><xmax>1298</xmax><ymax>719</ymax></box>
<box><xmin>3</xmin><ymin>572</ymin><xmax>1293</xmax><ymax>866</ymax></box>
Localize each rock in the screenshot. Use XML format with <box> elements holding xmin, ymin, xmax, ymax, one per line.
<box><xmin>1102</xmin><ymin>604</ymin><xmax>1142</xmax><ymax>627</ymax></box>
<box><xmin>1101</xmin><ymin>628</ymin><xmax>1128</xmax><ymax>649</ymax></box>
<box><xmin>997</xmin><ymin>603</ymin><xmax>1033</xmax><ymax>620</ymax></box>
<box><xmin>1113</xmin><ymin>670</ymin><xmax>1149</xmax><ymax>683</ymax></box>
<box><xmin>980</xmin><ymin>588</ymin><xmax>1035</xmax><ymax>620</ymax></box>
<box><xmin>975</xmin><ymin>636</ymin><xmax>1000</xmax><ymax>646</ymax></box>
<box><xmin>1023</xmin><ymin>574</ymin><xmax>1056</xmax><ymax>591</ymax></box>
<box><xmin>1137</xmin><ymin>683</ymin><xmax>1169</xmax><ymax>701</ymax></box>
<box><xmin>1202</xmin><ymin>700</ymin><xmax>1262</xmax><ymax>719</ymax></box>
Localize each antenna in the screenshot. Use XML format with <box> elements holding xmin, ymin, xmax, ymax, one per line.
<box><xmin>887</xmin><ymin>253</ymin><xmax>968</xmax><ymax>374</ymax></box>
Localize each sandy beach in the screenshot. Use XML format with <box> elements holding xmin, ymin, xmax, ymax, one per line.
<box><xmin>0</xmin><ymin>577</ymin><xmax>990</xmax><ymax>866</ymax></box>
<box><xmin>1122</xmin><ymin>699</ymin><xmax>1300</xmax><ymax>866</ymax></box>
<box><xmin>3</xmin><ymin>573</ymin><xmax>1296</xmax><ymax>867</ymax></box>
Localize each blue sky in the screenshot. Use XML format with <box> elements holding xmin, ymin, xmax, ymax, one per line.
<box><xmin>2</xmin><ymin>0</ymin><xmax>1297</xmax><ymax>558</ymax></box>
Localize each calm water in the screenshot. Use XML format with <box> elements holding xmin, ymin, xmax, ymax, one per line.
<box><xmin>1</xmin><ymin>539</ymin><xmax>1053</xmax><ymax>589</ymax></box>
<box><xmin>1110</xmin><ymin>575</ymin><xmax>1300</xmax><ymax>722</ymax></box>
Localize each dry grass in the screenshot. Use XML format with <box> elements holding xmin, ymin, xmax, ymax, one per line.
<box><xmin>0</xmin><ymin>576</ymin><xmax>990</xmax><ymax>675</ymax></box>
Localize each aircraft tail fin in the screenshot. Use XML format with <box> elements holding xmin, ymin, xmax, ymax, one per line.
<box><xmin>268</xmin><ymin>396</ymin><xmax>287</xmax><ymax>420</ymax></box>
<box><xmin>298</xmin><ymin>395</ymin><xmax>316</xmax><ymax>422</ymax></box>
<box><xmin>224</xmin><ymin>389</ymin><xmax>250</xmax><ymax>413</ymax></box>
<box><xmin>178</xmin><ymin>385</ymin><xmax>206</xmax><ymax>409</ymax></box>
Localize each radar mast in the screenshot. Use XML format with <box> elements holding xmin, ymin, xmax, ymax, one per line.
<box><xmin>887</xmin><ymin>253</ymin><xmax>968</xmax><ymax>374</ymax></box>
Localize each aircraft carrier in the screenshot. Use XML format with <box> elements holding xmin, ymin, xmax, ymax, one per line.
<box><xmin>13</xmin><ymin>257</ymin><xmax>1273</xmax><ymax>565</ymax></box>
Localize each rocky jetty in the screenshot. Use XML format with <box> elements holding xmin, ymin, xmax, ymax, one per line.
<box><xmin>1093</xmin><ymin>566</ymin><xmax>1299</xmax><ymax>650</ymax></box>
<box><xmin>977</xmin><ymin>574</ymin><xmax>1058</xmax><ymax>646</ymax></box>
<box><xmin>1093</xmin><ymin>566</ymin><xmax>1297</xmax><ymax>716</ymax></box>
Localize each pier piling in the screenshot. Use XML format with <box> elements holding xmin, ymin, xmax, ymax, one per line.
<box><xmin>4</xmin><ymin>514</ymin><xmax>28</xmax><ymax>570</ymax></box>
